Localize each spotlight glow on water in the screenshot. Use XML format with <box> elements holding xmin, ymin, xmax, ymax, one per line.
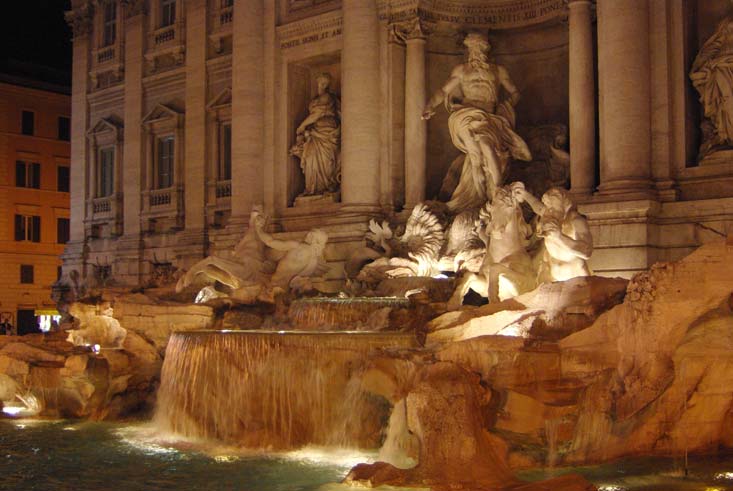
<box><xmin>2</xmin><ymin>407</ymin><xmax>23</xmax><ymax>416</ymax></box>
<box><xmin>715</xmin><ymin>472</ymin><xmax>733</xmax><ymax>480</ymax></box>
<box><xmin>284</xmin><ymin>446</ymin><xmax>376</xmax><ymax>470</ymax></box>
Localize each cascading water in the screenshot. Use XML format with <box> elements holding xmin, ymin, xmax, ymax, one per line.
<box><xmin>288</xmin><ymin>297</ymin><xmax>411</xmax><ymax>331</ymax></box>
<box><xmin>155</xmin><ymin>330</ymin><xmax>417</xmax><ymax>450</ymax></box>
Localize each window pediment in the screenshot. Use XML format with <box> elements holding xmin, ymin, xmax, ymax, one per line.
<box><xmin>207</xmin><ymin>87</ymin><xmax>232</xmax><ymax>113</ymax></box>
<box><xmin>143</xmin><ymin>103</ymin><xmax>184</xmax><ymax>131</ymax></box>
<box><xmin>87</xmin><ymin>117</ymin><xmax>124</xmax><ymax>144</ymax></box>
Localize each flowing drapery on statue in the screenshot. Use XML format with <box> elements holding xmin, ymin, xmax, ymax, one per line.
<box><xmin>290</xmin><ymin>73</ymin><xmax>341</xmax><ymax>196</ymax></box>
<box><xmin>447</xmin><ymin>104</ymin><xmax>531</xmax><ymax>212</ymax></box>
<box><xmin>690</xmin><ymin>16</ymin><xmax>733</xmax><ymax>159</ymax></box>
<box><xmin>423</xmin><ymin>33</ymin><xmax>531</xmax><ymax>212</ymax></box>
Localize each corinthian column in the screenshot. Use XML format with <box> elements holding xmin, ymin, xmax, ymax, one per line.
<box><xmin>596</xmin><ymin>0</ymin><xmax>653</xmax><ymax>198</ymax></box>
<box><xmin>341</xmin><ymin>0</ymin><xmax>381</xmax><ymax>208</ymax></box>
<box><xmin>401</xmin><ymin>18</ymin><xmax>429</xmax><ymax>208</ymax></box>
<box><xmin>568</xmin><ymin>0</ymin><xmax>595</xmax><ymax>197</ymax></box>
<box><xmin>65</xmin><ymin>3</ymin><xmax>93</xmax><ymax>245</ymax></box>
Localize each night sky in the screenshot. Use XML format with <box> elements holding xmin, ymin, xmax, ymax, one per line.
<box><xmin>0</xmin><ymin>0</ymin><xmax>72</xmax><ymax>85</ymax></box>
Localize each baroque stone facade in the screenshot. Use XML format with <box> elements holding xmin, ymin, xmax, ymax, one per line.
<box><xmin>64</xmin><ymin>0</ymin><xmax>733</xmax><ymax>286</ymax></box>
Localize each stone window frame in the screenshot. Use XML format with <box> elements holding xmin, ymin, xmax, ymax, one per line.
<box><xmin>100</xmin><ymin>0</ymin><xmax>119</xmax><ymax>47</ymax></box>
<box><xmin>141</xmin><ymin>103</ymin><xmax>185</xmax><ymax>226</ymax></box>
<box><xmin>205</xmin><ymin>87</ymin><xmax>232</xmax><ymax>227</ymax></box>
<box><xmin>146</xmin><ymin>0</ymin><xmax>186</xmax><ymax>70</ymax></box>
<box><xmin>86</xmin><ymin>118</ymin><xmax>124</xmax><ymax>235</ymax></box>
<box><xmin>209</xmin><ymin>0</ymin><xmax>234</xmax><ymax>54</ymax></box>
<box><xmin>90</xmin><ymin>0</ymin><xmax>124</xmax><ymax>88</ymax></box>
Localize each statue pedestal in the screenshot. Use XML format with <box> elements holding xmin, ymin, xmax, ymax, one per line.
<box><xmin>293</xmin><ymin>192</ymin><xmax>340</xmax><ymax>207</ymax></box>
<box><xmin>698</xmin><ymin>148</ymin><xmax>733</xmax><ymax>166</ymax></box>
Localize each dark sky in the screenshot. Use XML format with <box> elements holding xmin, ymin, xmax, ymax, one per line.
<box><xmin>0</xmin><ymin>1</ymin><xmax>72</xmax><ymax>82</ymax></box>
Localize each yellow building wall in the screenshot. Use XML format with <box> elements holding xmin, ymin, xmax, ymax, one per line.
<box><xmin>0</xmin><ymin>82</ymin><xmax>70</xmax><ymax>331</ymax></box>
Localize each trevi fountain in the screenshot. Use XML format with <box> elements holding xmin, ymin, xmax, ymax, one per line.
<box><xmin>4</xmin><ymin>0</ymin><xmax>733</xmax><ymax>490</ymax></box>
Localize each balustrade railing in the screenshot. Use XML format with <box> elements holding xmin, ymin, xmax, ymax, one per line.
<box><xmin>150</xmin><ymin>188</ymin><xmax>172</xmax><ymax>207</ymax></box>
<box><xmin>92</xmin><ymin>197</ymin><xmax>112</xmax><ymax>214</ymax></box>
<box><xmin>216</xmin><ymin>180</ymin><xmax>231</xmax><ymax>198</ymax></box>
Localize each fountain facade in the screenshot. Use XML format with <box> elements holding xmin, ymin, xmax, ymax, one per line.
<box><xmin>16</xmin><ymin>0</ymin><xmax>733</xmax><ymax>489</ymax></box>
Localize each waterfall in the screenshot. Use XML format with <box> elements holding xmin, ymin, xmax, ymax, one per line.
<box><xmin>377</xmin><ymin>399</ymin><xmax>419</xmax><ymax>469</ymax></box>
<box><xmin>288</xmin><ymin>297</ymin><xmax>410</xmax><ymax>331</ymax></box>
<box><xmin>155</xmin><ymin>330</ymin><xmax>416</xmax><ymax>450</ymax></box>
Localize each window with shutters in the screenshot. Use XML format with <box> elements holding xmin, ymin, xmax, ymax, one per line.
<box><xmin>14</xmin><ymin>215</ymin><xmax>41</xmax><ymax>242</ymax></box>
<box><xmin>16</xmin><ymin>161</ymin><xmax>41</xmax><ymax>189</ymax></box>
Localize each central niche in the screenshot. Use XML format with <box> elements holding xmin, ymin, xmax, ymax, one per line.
<box><xmin>287</xmin><ymin>52</ymin><xmax>341</xmax><ymax>207</ymax></box>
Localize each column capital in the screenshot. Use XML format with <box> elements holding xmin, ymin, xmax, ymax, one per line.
<box><xmin>566</xmin><ymin>0</ymin><xmax>593</xmax><ymax>6</ymax></box>
<box><xmin>64</xmin><ymin>2</ymin><xmax>94</xmax><ymax>39</ymax></box>
<box><xmin>392</xmin><ymin>17</ymin><xmax>434</xmax><ymax>43</ymax></box>
<box><xmin>122</xmin><ymin>0</ymin><xmax>147</xmax><ymax>20</ymax></box>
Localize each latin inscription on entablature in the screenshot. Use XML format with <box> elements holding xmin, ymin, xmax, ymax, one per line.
<box><xmin>387</xmin><ymin>0</ymin><xmax>567</xmax><ymax>30</ymax></box>
<box><xmin>278</xmin><ymin>10</ymin><xmax>342</xmax><ymax>51</ymax></box>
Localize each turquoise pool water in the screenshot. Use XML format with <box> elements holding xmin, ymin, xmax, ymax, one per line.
<box><xmin>1</xmin><ymin>418</ymin><xmax>733</xmax><ymax>491</ymax></box>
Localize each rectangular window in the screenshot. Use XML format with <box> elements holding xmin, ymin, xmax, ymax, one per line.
<box><xmin>103</xmin><ymin>1</ymin><xmax>117</xmax><ymax>46</ymax></box>
<box><xmin>20</xmin><ymin>265</ymin><xmax>34</xmax><ymax>284</ymax></box>
<box><xmin>16</xmin><ymin>161</ymin><xmax>41</xmax><ymax>189</ymax></box>
<box><xmin>21</xmin><ymin>111</ymin><xmax>34</xmax><ymax>136</ymax></box>
<box><xmin>161</xmin><ymin>0</ymin><xmax>176</xmax><ymax>27</ymax></box>
<box><xmin>58</xmin><ymin>116</ymin><xmax>70</xmax><ymax>141</ymax></box>
<box><xmin>14</xmin><ymin>215</ymin><xmax>41</xmax><ymax>243</ymax></box>
<box><xmin>221</xmin><ymin>0</ymin><xmax>233</xmax><ymax>7</ymax></box>
<box><xmin>156</xmin><ymin>136</ymin><xmax>174</xmax><ymax>189</ymax></box>
<box><xmin>219</xmin><ymin>123</ymin><xmax>232</xmax><ymax>181</ymax></box>
<box><xmin>58</xmin><ymin>166</ymin><xmax>70</xmax><ymax>193</ymax></box>
<box><xmin>57</xmin><ymin>218</ymin><xmax>70</xmax><ymax>244</ymax></box>
<box><xmin>98</xmin><ymin>147</ymin><xmax>115</xmax><ymax>197</ymax></box>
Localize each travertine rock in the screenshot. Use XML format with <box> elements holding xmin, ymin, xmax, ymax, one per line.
<box><xmin>346</xmin><ymin>361</ymin><xmax>594</xmax><ymax>490</ymax></box>
<box><xmin>430</xmin><ymin>276</ymin><xmax>627</xmax><ymax>343</ymax></box>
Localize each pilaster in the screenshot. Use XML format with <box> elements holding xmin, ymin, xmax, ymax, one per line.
<box><xmin>341</xmin><ymin>0</ymin><xmax>381</xmax><ymax>209</ymax></box>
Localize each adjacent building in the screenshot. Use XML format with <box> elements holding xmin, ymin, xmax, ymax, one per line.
<box><xmin>0</xmin><ymin>72</ymin><xmax>71</xmax><ymax>334</ymax></box>
<box><xmin>63</xmin><ymin>0</ymin><xmax>733</xmax><ymax>288</ymax></box>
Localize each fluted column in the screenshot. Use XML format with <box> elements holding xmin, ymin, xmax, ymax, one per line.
<box><xmin>402</xmin><ymin>19</ymin><xmax>428</xmax><ymax>208</ymax></box>
<box><xmin>568</xmin><ymin>0</ymin><xmax>595</xmax><ymax>197</ymax></box>
<box><xmin>341</xmin><ymin>0</ymin><xmax>381</xmax><ymax>207</ymax></box>
<box><xmin>231</xmin><ymin>0</ymin><xmax>264</xmax><ymax>220</ymax></box>
<box><xmin>597</xmin><ymin>0</ymin><xmax>653</xmax><ymax>198</ymax></box>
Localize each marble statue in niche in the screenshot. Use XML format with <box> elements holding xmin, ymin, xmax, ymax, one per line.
<box><xmin>290</xmin><ymin>72</ymin><xmax>341</xmax><ymax>199</ymax></box>
<box><xmin>422</xmin><ymin>32</ymin><xmax>532</xmax><ymax>213</ymax></box>
<box><xmin>690</xmin><ymin>12</ymin><xmax>733</xmax><ymax>161</ymax></box>
<box><xmin>513</xmin><ymin>186</ymin><xmax>592</xmax><ymax>283</ymax></box>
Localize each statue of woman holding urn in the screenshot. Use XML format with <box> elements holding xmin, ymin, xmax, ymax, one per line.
<box><xmin>290</xmin><ymin>73</ymin><xmax>341</xmax><ymax>196</ymax></box>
